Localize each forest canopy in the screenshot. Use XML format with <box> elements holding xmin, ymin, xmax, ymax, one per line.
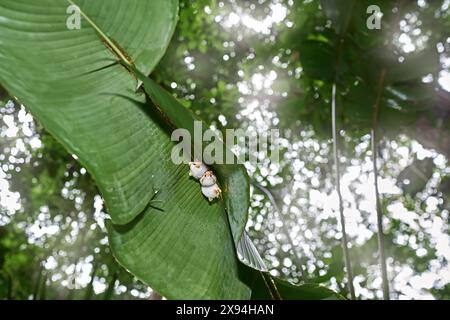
<box><xmin>0</xmin><ymin>0</ymin><xmax>449</xmax><ymax>300</ymax></box>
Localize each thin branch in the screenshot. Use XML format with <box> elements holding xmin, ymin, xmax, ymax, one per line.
<box><xmin>32</xmin><ymin>262</ymin><xmax>43</xmax><ymax>300</ymax></box>
<box><xmin>332</xmin><ymin>83</ymin><xmax>355</xmax><ymax>300</ymax></box>
<box><xmin>39</xmin><ymin>273</ymin><xmax>48</xmax><ymax>300</ymax></box>
<box><xmin>371</xmin><ymin>68</ymin><xmax>390</xmax><ymax>300</ymax></box>
<box><xmin>251</xmin><ymin>180</ymin><xmax>308</xmax><ymax>282</ymax></box>
<box><xmin>330</xmin><ymin>1</ymin><xmax>357</xmax><ymax>296</ymax></box>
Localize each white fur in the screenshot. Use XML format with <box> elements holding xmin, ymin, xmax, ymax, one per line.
<box><xmin>200</xmin><ymin>171</ymin><xmax>217</xmax><ymax>187</ymax></box>
<box><xmin>189</xmin><ymin>161</ymin><xmax>208</xmax><ymax>179</ymax></box>
<box><xmin>201</xmin><ymin>184</ymin><xmax>221</xmax><ymax>202</ymax></box>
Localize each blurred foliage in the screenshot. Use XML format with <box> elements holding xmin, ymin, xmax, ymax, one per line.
<box><xmin>1</xmin><ymin>0</ymin><xmax>450</xmax><ymax>299</ymax></box>
<box><xmin>0</xmin><ymin>98</ymin><xmax>149</xmax><ymax>299</ymax></box>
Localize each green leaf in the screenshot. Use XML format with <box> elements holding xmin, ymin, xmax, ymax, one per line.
<box><xmin>342</xmin><ymin>82</ymin><xmax>374</xmax><ymax>126</ymax></box>
<box><xmin>121</xmin><ymin>60</ymin><xmax>266</xmax><ymax>273</ymax></box>
<box><xmin>124</xmin><ymin>64</ymin><xmax>251</xmax><ymax>247</ymax></box>
<box><xmin>240</xmin><ymin>266</ymin><xmax>344</xmax><ymax>300</ymax></box>
<box><xmin>0</xmin><ymin>0</ymin><xmax>250</xmax><ymax>299</ymax></box>
<box><xmin>299</xmin><ymin>40</ymin><xmax>336</xmax><ymax>81</ymax></box>
<box><xmin>0</xmin><ymin>0</ymin><xmax>179</xmax><ymax>224</ymax></box>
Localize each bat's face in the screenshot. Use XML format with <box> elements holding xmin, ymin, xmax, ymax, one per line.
<box><xmin>189</xmin><ymin>161</ymin><xmax>208</xmax><ymax>179</ymax></box>
<box><xmin>200</xmin><ymin>171</ymin><xmax>217</xmax><ymax>187</ymax></box>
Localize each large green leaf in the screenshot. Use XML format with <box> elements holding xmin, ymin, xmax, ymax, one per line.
<box><xmin>126</xmin><ymin>66</ymin><xmax>268</xmax><ymax>272</ymax></box>
<box><xmin>122</xmin><ymin>64</ymin><xmax>251</xmax><ymax>246</ymax></box>
<box><xmin>0</xmin><ymin>0</ymin><xmax>250</xmax><ymax>299</ymax></box>
<box><xmin>298</xmin><ymin>39</ymin><xmax>336</xmax><ymax>81</ymax></box>
<box><xmin>77</xmin><ymin>4</ymin><xmax>264</xmax><ymax>272</ymax></box>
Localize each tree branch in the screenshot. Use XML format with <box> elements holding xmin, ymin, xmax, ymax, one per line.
<box><xmin>371</xmin><ymin>68</ymin><xmax>390</xmax><ymax>300</ymax></box>
<box><xmin>332</xmin><ymin>83</ymin><xmax>356</xmax><ymax>300</ymax></box>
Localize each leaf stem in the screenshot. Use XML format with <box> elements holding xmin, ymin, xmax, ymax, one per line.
<box><xmin>331</xmin><ymin>4</ymin><xmax>357</xmax><ymax>296</ymax></box>
<box><xmin>67</xmin><ymin>0</ymin><xmax>133</xmax><ymax>66</ymax></box>
<box><xmin>32</xmin><ymin>262</ymin><xmax>43</xmax><ymax>300</ymax></box>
